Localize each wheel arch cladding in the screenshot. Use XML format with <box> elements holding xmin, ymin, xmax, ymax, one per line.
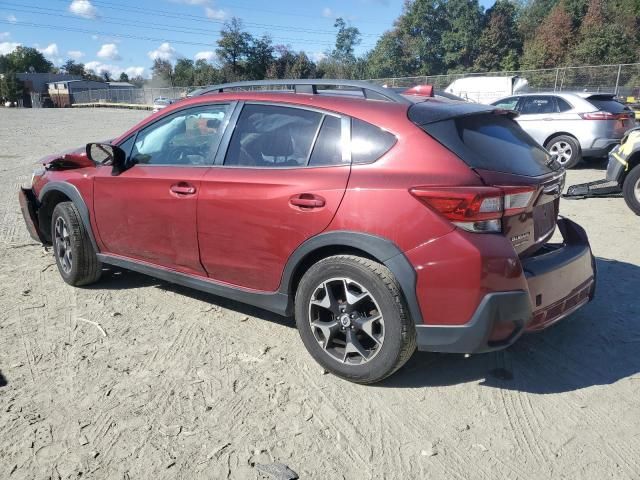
<box><xmin>280</xmin><ymin>231</ymin><xmax>424</xmax><ymax>324</ymax></box>
<box><xmin>38</xmin><ymin>182</ymin><xmax>99</xmax><ymax>252</ymax></box>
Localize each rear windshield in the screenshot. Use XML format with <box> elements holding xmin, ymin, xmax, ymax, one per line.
<box><xmin>587</xmin><ymin>98</ymin><xmax>628</xmax><ymax>113</ymax></box>
<box><xmin>420</xmin><ymin>113</ymin><xmax>557</xmax><ymax>177</ymax></box>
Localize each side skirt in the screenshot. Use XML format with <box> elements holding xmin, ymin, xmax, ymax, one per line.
<box><xmin>97</xmin><ymin>253</ymin><xmax>290</xmax><ymax>316</ymax></box>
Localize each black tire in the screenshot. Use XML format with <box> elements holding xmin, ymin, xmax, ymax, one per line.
<box><xmin>546</xmin><ymin>135</ymin><xmax>581</xmax><ymax>169</ymax></box>
<box><xmin>295</xmin><ymin>255</ymin><xmax>416</xmax><ymax>384</ymax></box>
<box><xmin>51</xmin><ymin>202</ymin><xmax>102</xmax><ymax>286</ymax></box>
<box><xmin>623</xmin><ymin>165</ymin><xmax>640</xmax><ymax>215</ymax></box>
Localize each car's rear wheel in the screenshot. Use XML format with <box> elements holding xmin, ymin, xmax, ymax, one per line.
<box><xmin>623</xmin><ymin>165</ymin><xmax>640</xmax><ymax>215</ymax></box>
<box><xmin>51</xmin><ymin>202</ymin><xmax>102</xmax><ymax>286</ymax></box>
<box><xmin>295</xmin><ymin>255</ymin><xmax>416</xmax><ymax>384</ymax></box>
<box><xmin>546</xmin><ymin>135</ymin><xmax>581</xmax><ymax>169</ymax></box>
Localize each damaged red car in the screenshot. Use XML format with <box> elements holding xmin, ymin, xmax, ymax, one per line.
<box><xmin>19</xmin><ymin>80</ymin><xmax>596</xmax><ymax>383</ymax></box>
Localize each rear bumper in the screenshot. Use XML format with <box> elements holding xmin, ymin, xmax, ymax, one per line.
<box><xmin>583</xmin><ymin>138</ymin><xmax>620</xmax><ymax>157</ymax></box>
<box><xmin>415</xmin><ymin>218</ymin><xmax>595</xmax><ymax>354</ymax></box>
<box><xmin>18</xmin><ymin>187</ymin><xmax>45</xmax><ymax>243</ymax></box>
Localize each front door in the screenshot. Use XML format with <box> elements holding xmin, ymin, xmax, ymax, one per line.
<box><xmin>197</xmin><ymin>103</ymin><xmax>351</xmax><ymax>291</ymax></box>
<box><xmin>94</xmin><ymin>103</ymin><xmax>234</xmax><ymax>275</ymax></box>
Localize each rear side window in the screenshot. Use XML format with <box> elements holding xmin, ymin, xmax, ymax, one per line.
<box><xmin>309</xmin><ymin>115</ymin><xmax>343</xmax><ymax>166</ymax></box>
<box><xmin>420</xmin><ymin>113</ymin><xmax>556</xmax><ymax>177</ymax></box>
<box><xmin>225</xmin><ymin>104</ymin><xmax>322</xmax><ymax>167</ymax></box>
<box><xmin>587</xmin><ymin>98</ymin><xmax>628</xmax><ymax>113</ymax></box>
<box><xmin>351</xmin><ymin>119</ymin><xmax>396</xmax><ymax>164</ymax></box>
<box><xmin>493</xmin><ymin>97</ymin><xmax>519</xmax><ymax>110</ymax></box>
<box><xmin>556</xmin><ymin>97</ymin><xmax>573</xmax><ymax>112</ymax></box>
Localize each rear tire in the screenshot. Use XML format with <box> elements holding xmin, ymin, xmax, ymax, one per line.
<box><xmin>51</xmin><ymin>202</ymin><xmax>102</xmax><ymax>286</ymax></box>
<box><xmin>623</xmin><ymin>165</ymin><xmax>640</xmax><ymax>215</ymax></box>
<box><xmin>546</xmin><ymin>135</ymin><xmax>581</xmax><ymax>169</ymax></box>
<box><xmin>294</xmin><ymin>255</ymin><xmax>416</xmax><ymax>384</ymax></box>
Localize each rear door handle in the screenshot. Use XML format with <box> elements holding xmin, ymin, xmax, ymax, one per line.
<box><xmin>170</xmin><ymin>182</ymin><xmax>196</xmax><ymax>195</ymax></box>
<box><xmin>289</xmin><ymin>193</ymin><xmax>326</xmax><ymax>209</ymax></box>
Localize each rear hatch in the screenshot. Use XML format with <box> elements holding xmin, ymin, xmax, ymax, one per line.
<box><xmin>409</xmin><ymin>101</ymin><xmax>564</xmax><ymax>257</ymax></box>
<box><xmin>582</xmin><ymin>94</ymin><xmax>635</xmax><ymax>137</ymax></box>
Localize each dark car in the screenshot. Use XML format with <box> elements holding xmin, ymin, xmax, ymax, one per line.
<box><xmin>19</xmin><ymin>80</ymin><xmax>596</xmax><ymax>384</ymax></box>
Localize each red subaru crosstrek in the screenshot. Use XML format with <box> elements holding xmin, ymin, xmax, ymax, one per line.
<box><xmin>19</xmin><ymin>80</ymin><xmax>596</xmax><ymax>384</ymax></box>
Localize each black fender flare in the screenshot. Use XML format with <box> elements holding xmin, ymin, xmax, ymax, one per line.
<box><xmin>278</xmin><ymin>231</ymin><xmax>423</xmax><ymax>325</ymax></box>
<box><xmin>38</xmin><ymin>181</ymin><xmax>100</xmax><ymax>252</ymax></box>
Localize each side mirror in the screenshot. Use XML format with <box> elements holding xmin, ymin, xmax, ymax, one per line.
<box><xmin>86</xmin><ymin>143</ymin><xmax>127</xmax><ymax>176</ymax></box>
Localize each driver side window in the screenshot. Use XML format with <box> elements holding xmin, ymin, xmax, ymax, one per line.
<box><xmin>130</xmin><ymin>104</ymin><xmax>231</xmax><ymax>166</ymax></box>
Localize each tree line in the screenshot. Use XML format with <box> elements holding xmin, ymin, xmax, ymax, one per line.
<box><xmin>1</xmin><ymin>0</ymin><xmax>639</xmax><ymax>99</ymax></box>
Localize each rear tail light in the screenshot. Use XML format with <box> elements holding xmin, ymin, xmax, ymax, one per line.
<box><xmin>409</xmin><ymin>186</ymin><xmax>536</xmax><ymax>233</ymax></box>
<box><xmin>580</xmin><ymin>111</ymin><xmax>631</xmax><ymax>120</ymax></box>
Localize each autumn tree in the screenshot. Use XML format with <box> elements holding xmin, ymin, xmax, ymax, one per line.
<box><xmin>473</xmin><ymin>0</ymin><xmax>522</xmax><ymax>71</ymax></box>
<box><xmin>522</xmin><ymin>2</ymin><xmax>575</xmax><ymax>68</ymax></box>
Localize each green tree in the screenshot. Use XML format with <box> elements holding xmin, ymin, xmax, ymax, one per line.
<box><xmin>365</xmin><ymin>31</ymin><xmax>411</xmax><ymax>78</ymax></box>
<box><xmin>288</xmin><ymin>52</ymin><xmax>316</xmax><ymax>79</ymax></box>
<box><xmin>0</xmin><ymin>71</ymin><xmax>23</xmax><ymax>102</ymax></box>
<box><xmin>151</xmin><ymin>58</ymin><xmax>175</xmax><ymax>87</ymax></box>
<box><xmin>174</xmin><ymin>58</ymin><xmax>195</xmax><ymax>86</ymax></box>
<box><xmin>62</xmin><ymin>59</ymin><xmax>86</xmax><ymax>77</ymax></box>
<box><xmin>441</xmin><ymin>0</ymin><xmax>483</xmax><ymax>72</ymax></box>
<box><xmin>331</xmin><ymin>18</ymin><xmax>361</xmax><ymax>63</ymax></box>
<box><xmin>119</xmin><ymin>72</ymin><xmax>129</xmax><ymax>82</ymax></box>
<box><xmin>473</xmin><ymin>0</ymin><xmax>522</xmax><ymax>71</ymax></box>
<box><xmin>0</xmin><ymin>46</ymin><xmax>53</xmax><ymax>74</ymax></box>
<box><xmin>193</xmin><ymin>59</ymin><xmax>221</xmax><ymax>85</ymax></box>
<box><xmin>246</xmin><ymin>35</ymin><xmax>274</xmax><ymax>80</ymax></box>
<box><xmin>216</xmin><ymin>17</ymin><xmax>252</xmax><ymax>78</ymax></box>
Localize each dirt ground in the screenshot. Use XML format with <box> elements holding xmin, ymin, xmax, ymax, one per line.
<box><xmin>0</xmin><ymin>108</ymin><xmax>639</xmax><ymax>480</ymax></box>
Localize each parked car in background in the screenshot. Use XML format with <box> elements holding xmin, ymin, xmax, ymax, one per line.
<box><xmin>492</xmin><ymin>92</ymin><xmax>635</xmax><ymax>168</ymax></box>
<box><xmin>19</xmin><ymin>80</ymin><xmax>595</xmax><ymax>384</ymax></box>
<box><xmin>152</xmin><ymin>97</ymin><xmax>173</xmax><ymax>113</ymax></box>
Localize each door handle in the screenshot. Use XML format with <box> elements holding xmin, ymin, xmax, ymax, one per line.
<box><xmin>289</xmin><ymin>193</ymin><xmax>326</xmax><ymax>209</ymax></box>
<box><xmin>170</xmin><ymin>182</ymin><xmax>196</xmax><ymax>195</ymax></box>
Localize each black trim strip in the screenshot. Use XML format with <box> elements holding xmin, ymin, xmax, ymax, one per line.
<box><xmin>97</xmin><ymin>253</ymin><xmax>290</xmax><ymax>315</ymax></box>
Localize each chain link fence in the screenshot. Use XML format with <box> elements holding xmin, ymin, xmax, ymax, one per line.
<box><xmin>369</xmin><ymin>63</ymin><xmax>640</xmax><ymax>99</ymax></box>
<box><xmin>71</xmin><ymin>86</ymin><xmax>193</xmax><ymax>106</ymax></box>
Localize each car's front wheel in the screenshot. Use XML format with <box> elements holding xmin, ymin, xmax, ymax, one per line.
<box><xmin>295</xmin><ymin>255</ymin><xmax>416</xmax><ymax>384</ymax></box>
<box><xmin>546</xmin><ymin>135</ymin><xmax>581</xmax><ymax>168</ymax></box>
<box><xmin>51</xmin><ymin>202</ymin><xmax>102</xmax><ymax>286</ymax></box>
<box><xmin>623</xmin><ymin>165</ymin><xmax>640</xmax><ymax>215</ymax></box>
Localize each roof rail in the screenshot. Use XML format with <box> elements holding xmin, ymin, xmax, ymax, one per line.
<box><xmin>193</xmin><ymin>79</ymin><xmax>411</xmax><ymax>104</ymax></box>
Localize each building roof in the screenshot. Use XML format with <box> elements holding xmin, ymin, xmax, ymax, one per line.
<box><xmin>106</xmin><ymin>81</ymin><xmax>135</xmax><ymax>88</ymax></box>
<box><xmin>17</xmin><ymin>73</ymin><xmax>81</xmax><ymax>92</ymax></box>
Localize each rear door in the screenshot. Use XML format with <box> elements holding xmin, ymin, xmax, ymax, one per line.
<box><xmin>197</xmin><ymin>103</ymin><xmax>350</xmax><ymax>291</ymax></box>
<box><xmin>514</xmin><ymin>95</ymin><xmax>562</xmax><ymax>145</ymax></box>
<box><xmin>93</xmin><ymin>103</ymin><xmax>234</xmax><ymax>275</ymax></box>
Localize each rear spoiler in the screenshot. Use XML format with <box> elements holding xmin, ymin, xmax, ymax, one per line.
<box><xmin>402</xmin><ymin>85</ymin><xmax>434</xmax><ymax>97</ymax></box>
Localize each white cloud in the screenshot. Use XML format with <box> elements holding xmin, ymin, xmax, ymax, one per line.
<box><xmin>97</xmin><ymin>43</ymin><xmax>121</xmax><ymax>61</ymax></box>
<box><xmin>205</xmin><ymin>7</ymin><xmax>226</xmax><ymax>20</ymax></box>
<box><xmin>0</xmin><ymin>42</ymin><xmax>20</xmax><ymax>55</ymax></box>
<box><xmin>69</xmin><ymin>0</ymin><xmax>98</xmax><ymax>19</ymax></box>
<box><xmin>0</xmin><ymin>32</ymin><xmax>9</xmax><ymax>40</ymax></box>
<box><xmin>7</xmin><ymin>14</ymin><xmax>17</xmax><ymax>23</ymax></box>
<box><xmin>38</xmin><ymin>43</ymin><xmax>59</xmax><ymax>58</ymax></box>
<box><xmin>85</xmin><ymin>61</ymin><xmax>145</xmax><ymax>79</ymax></box>
<box><xmin>67</xmin><ymin>50</ymin><xmax>84</xmax><ymax>59</ymax></box>
<box><xmin>148</xmin><ymin>42</ymin><xmax>178</xmax><ymax>62</ymax></box>
<box><xmin>322</xmin><ymin>7</ymin><xmax>334</xmax><ymax>18</ymax></box>
<box><xmin>310</xmin><ymin>51</ymin><xmax>327</xmax><ymax>62</ymax></box>
<box><xmin>194</xmin><ymin>51</ymin><xmax>216</xmax><ymax>62</ymax></box>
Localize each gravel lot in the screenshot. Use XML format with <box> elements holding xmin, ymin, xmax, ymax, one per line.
<box><xmin>1</xmin><ymin>108</ymin><xmax>639</xmax><ymax>480</ymax></box>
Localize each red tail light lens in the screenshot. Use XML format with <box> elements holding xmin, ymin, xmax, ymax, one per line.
<box><xmin>580</xmin><ymin>111</ymin><xmax>631</xmax><ymax>120</ymax></box>
<box><xmin>410</xmin><ymin>186</ymin><xmax>536</xmax><ymax>233</ymax></box>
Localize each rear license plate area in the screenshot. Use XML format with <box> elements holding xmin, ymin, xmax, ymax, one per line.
<box><xmin>533</xmin><ymin>201</ymin><xmax>556</xmax><ymax>240</ymax></box>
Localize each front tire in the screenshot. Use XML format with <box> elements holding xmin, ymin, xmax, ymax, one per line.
<box><xmin>295</xmin><ymin>255</ymin><xmax>416</xmax><ymax>384</ymax></box>
<box><xmin>623</xmin><ymin>165</ymin><xmax>640</xmax><ymax>215</ymax></box>
<box><xmin>51</xmin><ymin>202</ymin><xmax>102</xmax><ymax>286</ymax></box>
<box><xmin>546</xmin><ymin>135</ymin><xmax>581</xmax><ymax>169</ymax></box>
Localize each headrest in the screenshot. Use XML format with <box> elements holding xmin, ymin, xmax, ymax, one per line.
<box><xmin>260</xmin><ymin>128</ymin><xmax>293</xmax><ymax>157</ymax></box>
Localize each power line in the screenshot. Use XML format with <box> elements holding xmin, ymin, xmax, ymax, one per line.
<box><xmin>0</xmin><ymin>5</ymin><xmax>378</xmax><ymax>47</ymax></box>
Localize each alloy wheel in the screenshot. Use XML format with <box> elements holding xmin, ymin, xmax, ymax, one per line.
<box><xmin>635</xmin><ymin>176</ymin><xmax>640</xmax><ymax>204</ymax></box>
<box><xmin>54</xmin><ymin>216</ymin><xmax>73</xmax><ymax>274</ymax></box>
<box><xmin>549</xmin><ymin>141</ymin><xmax>573</xmax><ymax>166</ymax></box>
<box><xmin>308</xmin><ymin>277</ymin><xmax>385</xmax><ymax>365</ymax></box>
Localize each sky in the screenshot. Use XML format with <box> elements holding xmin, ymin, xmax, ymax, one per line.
<box><xmin>0</xmin><ymin>0</ymin><xmax>496</xmax><ymax>79</ymax></box>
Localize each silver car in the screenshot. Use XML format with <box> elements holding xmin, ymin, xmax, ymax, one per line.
<box><xmin>491</xmin><ymin>92</ymin><xmax>635</xmax><ymax>168</ymax></box>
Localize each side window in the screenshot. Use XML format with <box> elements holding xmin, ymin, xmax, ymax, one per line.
<box><xmin>308</xmin><ymin>115</ymin><xmax>344</xmax><ymax>166</ymax></box>
<box><xmin>116</xmin><ymin>136</ymin><xmax>135</xmax><ymax>161</ymax></box>
<box><xmin>225</xmin><ymin>104</ymin><xmax>323</xmax><ymax>167</ymax></box>
<box><xmin>556</xmin><ymin>97</ymin><xmax>573</xmax><ymax>112</ymax></box>
<box><xmin>520</xmin><ymin>96</ymin><xmax>556</xmax><ymax>115</ymax></box>
<box><xmin>130</xmin><ymin>104</ymin><xmax>231</xmax><ymax>166</ymax></box>
<box><xmin>351</xmin><ymin>118</ymin><xmax>396</xmax><ymax>164</ymax></box>
<box><xmin>493</xmin><ymin>97</ymin><xmax>519</xmax><ymax>110</ymax></box>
